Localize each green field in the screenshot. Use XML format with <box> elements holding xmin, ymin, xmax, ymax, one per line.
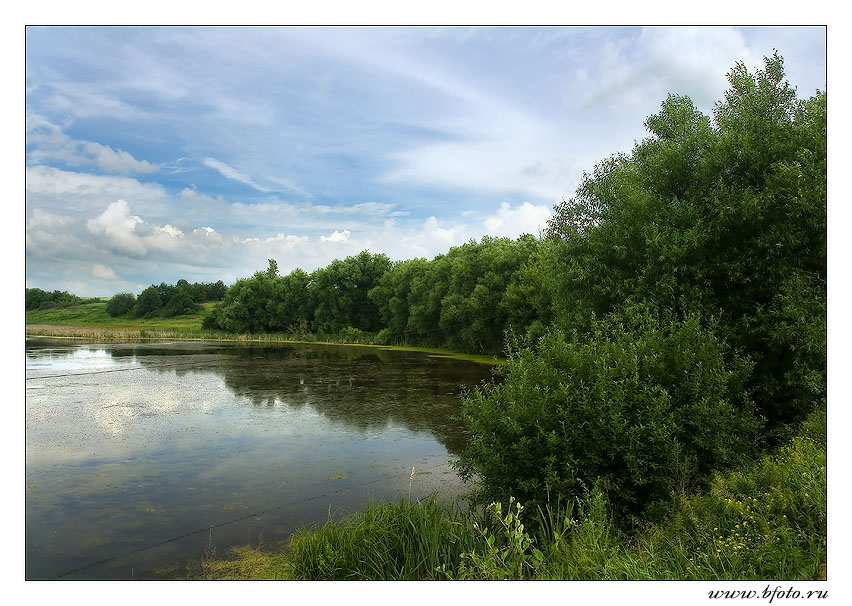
<box><xmin>25</xmin><ymin>301</ymin><xmax>215</xmax><ymax>335</ymax></box>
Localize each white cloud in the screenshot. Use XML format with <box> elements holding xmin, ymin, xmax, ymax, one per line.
<box><xmin>26</xmin><ymin>166</ymin><xmax>171</xmax><ymax>214</ymax></box>
<box><xmin>86</xmin><ymin>199</ymin><xmax>186</xmax><ymax>258</ymax></box>
<box><xmin>92</xmin><ymin>263</ymin><xmax>116</xmax><ymax>279</ymax></box>
<box><xmin>568</xmin><ymin>27</ymin><xmax>757</xmax><ymax>116</ymax></box>
<box><xmin>26</xmin><ymin>209</ymin><xmax>91</xmax><ymax>261</ymax></box>
<box><xmin>320</xmin><ymin>229</ymin><xmax>351</xmax><ymax>243</ymax></box>
<box><xmin>203</xmin><ymin>157</ymin><xmax>271</xmax><ymax>192</ymax></box>
<box><xmin>83</xmin><ymin>142</ymin><xmax>159</xmax><ymax>174</ymax></box>
<box><xmin>483</xmin><ymin>202</ymin><xmax>551</xmax><ymax>238</ymax></box>
<box><xmin>86</xmin><ymin>199</ymin><xmax>146</xmax><ymax>256</ymax></box>
<box><xmin>155</xmin><ymin>224</ymin><xmax>184</xmax><ymax>238</ymax></box>
<box><xmin>27</xmin><ymin>113</ymin><xmax>160</xmax><ymax>175</ymax></box>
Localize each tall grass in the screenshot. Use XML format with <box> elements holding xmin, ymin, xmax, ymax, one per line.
<box><xmin>284</xmin><ymin>496</ymin><xmax>485</xmax><ymax>580</ymax></box>
<box><xmin>272</xmin><ymin>408</ymin><xmax>826</xmax><ymax>581</ymax></box>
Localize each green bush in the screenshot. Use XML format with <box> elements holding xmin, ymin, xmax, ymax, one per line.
<box><xmin>540</xmin><ymin>407</ymin><xmax>826</xmax><ymax>580</ymax></box>
<box><xmin>105</xmin><ymin>292</ymin><xmax>136</xmax><ymax>317</ymax></box>
<box><xmin>338</xmin><ymin>326</ymin><xmax>365</xmax><ymax>343</ymax></box>
<box><xmin>457</xmin><ymin>310</ymin><xmax>762</xmax><ymax>516</ymax></box>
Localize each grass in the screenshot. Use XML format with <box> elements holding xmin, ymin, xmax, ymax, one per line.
<box><xmin>196</xmin><ymin>408</ymin><xmax>826</xmax><ymax>580</ymax></box>
<box><xmin>25</xmin><ymin>301</ymin><xmax>217</xmax><ymax>334</ymax></box>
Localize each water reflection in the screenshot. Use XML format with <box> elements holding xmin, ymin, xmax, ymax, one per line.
<box><xmin>25</xmin><ymin>339</ymin><xmax>493</xmax><ymax>580</ymax></box>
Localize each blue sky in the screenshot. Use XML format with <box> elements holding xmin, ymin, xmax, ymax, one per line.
<box><xmin>25</xmin><ymin>25</ymin><xmax>827</xmax><ymax>297</ymax></box>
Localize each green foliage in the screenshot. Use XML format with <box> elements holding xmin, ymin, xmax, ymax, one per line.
<box><xmin>338</xmin><ymin>326</ymin><xmax>366</xmax><ymax>343</ymax></box>
<box><xmin>443</xmin><ymin>496</ymin><xmax>545</xmax><ymax>580</ymax></box>
<box><xmin>128</xmin><ymin>280</ymin><xmax>212</xmax><ymax>318</ymax></box>
<box><xmin>133</xmin><ymin>286</ymin><xmax>163</xmax><ymax>317</ymax></box>
<box><xmin>310</xmin><ymin>251</ymin><xmax>391</xmax><ymax>334</ymax></box>
<box><xmin>368</xmin><ymin>235</ymin><xmax>543</xmax><ymax>353</ymax></box>
<box><xmin>286</xmin><ymin>496</ymin><xmax>482</xmax><ymax>580</ymax></box>
<box><xmin>164</xmin><ymin>288</ymin><xmax>197</xmax><ymax>317</ymax></box>
<box><xmin>206</xmin><ymin>252</ymin><xmax>390</xmax><ymax>336</ymax></box>
<box><xmin>279</xmin><ymin>410</ymin><xmax>824</xmax><ymax>581</ymax></box>
<box><xmin>544</xmin><ymin>52</ymin><xmax>825</xmax><ymax>427</ymax></box>
<box><xmin>105</xmin><ymin>292</ymin><xmax>136</xmax><ymax>317</ymax></box>
<box><xmin>25</xmin><ymin>288</ymin><xmax>98</xmax><ymax>310</ymax></box>
<box><xmin>540</xmin><ymin>407</ymin><xmax>826</xmax><ymax>580</ymax></box>
<box><xmin>458</xmin><ymin>311</ymin><xmax>762</xmax><ymax>517</ymax></box>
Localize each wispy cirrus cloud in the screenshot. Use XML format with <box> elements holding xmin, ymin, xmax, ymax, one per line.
<box><xmin>202</xmin><ymin>157</ymin><xmax>270</xmax><ymax>191</ymax></box>
<box><xmin>27</xmin><ymin>112</ymin><xmax>160</xmax><ymax>174</ymax></box>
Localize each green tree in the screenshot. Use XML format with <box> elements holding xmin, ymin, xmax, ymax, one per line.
<box><xmin>106</xmin><ymin>292</ymin><xmax>136</xmax><ymax>317</ymax></box>
<box><xmin>132</xmin><ymin>286</ymin><xmax>163</xmax><ymax>317</ymax></box>
<box><xmin>310</xmin><ymin>251</ymin><xmax>391</xmax><ymax>334</ymax></box>
<box><xmin>543</xmin><ymin>52</ymin><xmax>825</xmax><ymax>426</ymax></box>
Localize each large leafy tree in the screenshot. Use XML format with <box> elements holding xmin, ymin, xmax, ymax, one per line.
<box><xmin>310</xmin><ymin>251</ymin><xmax>392</xmax><ymax>334</ymax></box>
<box><xmin>543</xmin><ymin>52</ymin><xmax>825</xmax><ymax>426</ymax></box>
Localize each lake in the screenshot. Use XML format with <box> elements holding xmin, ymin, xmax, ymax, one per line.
<box><xmin>24</xmin><ymin>338</ymin><xmax>494</xmax><ymax>579</ymax></box>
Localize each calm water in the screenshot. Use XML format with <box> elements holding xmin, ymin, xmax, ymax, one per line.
<box><xmin>25</xmin><ymin>339</ymin><xmax>494</xmax><ymax>579</ymax></box>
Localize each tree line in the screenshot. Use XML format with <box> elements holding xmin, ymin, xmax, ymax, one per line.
<box><xmin>106</xmin><ymin>279</ymin><xmax>227</xmax><ymax>318</ymax></box>
<box><xmin>25</xmin><ymin>288</ymin><xmax>101</xmax><ymax>310</ymax></box>
<box><xmin>201</xmin><ymin>237</ymin><xmax>548</xmax><ymax>352</ymax></box>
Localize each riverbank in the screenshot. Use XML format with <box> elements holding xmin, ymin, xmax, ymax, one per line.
<box><xmin>25</xmin><ymin>300</ymin><xmax>503</xmax><ymax>365</ymax></box>
<box><xmin>185</xmin><ymin>407</ymin><xmax>827</xmax><ymax>580</ymax></box>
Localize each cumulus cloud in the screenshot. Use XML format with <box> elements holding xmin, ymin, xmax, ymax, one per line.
<box><xmin>320</xmin><ymin>229</ymin><xmax>351</xmax><ymax>243</ymax></box>
<box><xmin>483</xmin><ymin>202</ymin><xmax>551</xmax><ymax>238</ymax></box>
<box><xmin>86</xmin><ymin>200</ymin><xmax>146</xmax><ymax>256</ymax></box>
<box><xmin>86</xmin><ymin>199</ymin><xmax>184</xmax><ymax>257</ymax></box>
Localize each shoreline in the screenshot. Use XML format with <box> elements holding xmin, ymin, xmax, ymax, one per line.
<box><xmin>25</xmin><ymin>324</ymin><xmax>503</xmax><ymax>365</ymax></box>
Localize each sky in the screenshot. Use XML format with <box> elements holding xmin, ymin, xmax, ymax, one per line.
<box><xmin>24</xmin><ymin>25</ymin><xmax>827</xmax><ymax>297</ymax></box>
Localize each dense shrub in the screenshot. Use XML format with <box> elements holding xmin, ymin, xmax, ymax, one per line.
<box><xmin>105</xmin><ymin>292</ymin><xmax>136</xmax><ymax>317</ymax></box>
<box><xmin>457</xmin><ymin>311</ymin><xmax>763</xmax><ymax>517</ymax></box>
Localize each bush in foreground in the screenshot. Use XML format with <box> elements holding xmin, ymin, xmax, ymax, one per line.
<box><xmin>457</xmin><ymin>310</ymin><xmax>762</xmax><ymax>517</ymax></box>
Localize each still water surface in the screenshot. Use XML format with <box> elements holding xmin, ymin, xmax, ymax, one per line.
<box><xmin>25</xmin><ymin>339</ymin><xmax>493</xmax><ymax>579</ymax></box>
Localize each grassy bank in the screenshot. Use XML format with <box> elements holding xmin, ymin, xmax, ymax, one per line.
<box><xmin>188</xmin><ymin>408</ymin><xmax>826</xmax><ymax>580</ymax></box>
<box><xmin>25</xmin><ymin>301</ymin><xmax>502</xmax><ymax>364</ymax></box>
<box><xmin>25</xmin><ymin>301</ymin><xmax>216</xmax><ymax>334</ymax></box>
